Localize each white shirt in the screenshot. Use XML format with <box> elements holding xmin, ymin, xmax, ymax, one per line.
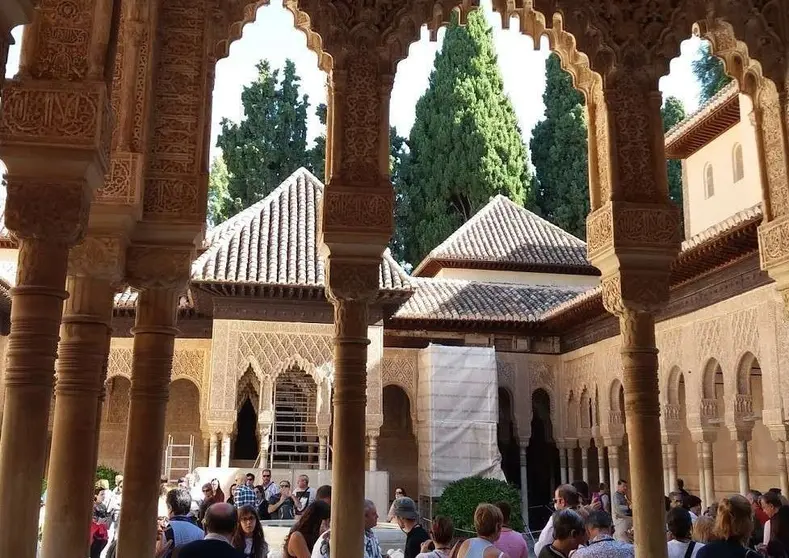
<box><xmin>534</xmin><ymin>516</ymin><xmax>554</xmax><ymax>556</ymax></box>
<box><xmin>764</xmin><ymin>518</ymin><xmax>772</xmax><ymax>546</ymax></box>
<box><xmin>262</xmin><ymin>481</ymin><xmax>280</xmax><ymax>501</ymax></box>
<box><xmin>667</xmin><ymin>540</ymin><xmax>704</xmax><ymax>558</ymax></box>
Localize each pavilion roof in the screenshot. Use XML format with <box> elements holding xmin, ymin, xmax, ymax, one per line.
<box><xmin>664</xmin><ymin>81</ymin><xmax>740</xmax><ymax>159</ymax></box>
<box><xmin>389</xmin><ymin>277</ymin><xmax>586</xmax><ymax>329</ymax></box>
<box><xmin>412</xmin><ymin>195</ymin><xmax>597</xmax><ymax>278</ymax></box>
<box><xmin>191</xmin><ymin>167</ymin><xmax>411</xmax><ymax>296</ymax></box>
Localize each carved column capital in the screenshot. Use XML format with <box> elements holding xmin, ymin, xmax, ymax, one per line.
<box><xmin>0</xmin><ymin>80</ymin><xmax>112</xmax><ymax>187</ymax></box>
<box><xmin>5</xmin><ymin>180</ymin><xmax>92</xmax><ymax>246</ymax></box>
<box><xmin>125</xmin><ymin>244</ymin><xmax>193</xmax><ymax>292</ymax></box>
<box><xmin>69</xmin><ymin>234</ymin><xmax>127</xmax><ymax>284</ymax></box>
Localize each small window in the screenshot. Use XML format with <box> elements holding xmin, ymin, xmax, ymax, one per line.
<box><xmin>733</xmin><ymin>143</ymin><xmax>744</xmax><ymax>183</ymax></box>
<box><xmin>704</xmin><ymin>163</ymin><xmax>715</xmax><ymax>199</ymax></box>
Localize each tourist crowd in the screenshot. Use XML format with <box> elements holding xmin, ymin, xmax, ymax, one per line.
<box><xmin>532</xmin><ymin>477</ymin><xmax>789</xmax><ymax>558</ymax></box>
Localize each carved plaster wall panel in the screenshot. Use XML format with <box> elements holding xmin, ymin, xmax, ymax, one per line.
<box><xmin>208</xmin><ymin>319</ymin><xmax>383</xmax><ymax>432</ymax></box>
<box><xmin>382</xmin><ymin>347</ymin><xmax>419</xmax><ymax>436</ymax></box>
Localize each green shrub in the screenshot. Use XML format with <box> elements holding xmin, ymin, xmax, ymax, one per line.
<box><xmin>96</xmin><ymin>464</ymin><xmax>121</xmax><ymax>489</ymax></box>
<box><xmin>435</xmin><ymin>476</ymin><xmax>524</xmax><ymax>533</ymax></box>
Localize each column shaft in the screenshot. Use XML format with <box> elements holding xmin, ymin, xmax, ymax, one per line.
<box><xmin>259</xmin><ymin>430</ymin><xmax>270</xmax><ymax>469</ymax></box>
<box><xmin>208</xmin><ymin>433</ymin><xmax>218</xmax><ymax>467</ymax></box>
<box><xmin>116</xmin><ymin>288</ymin><xmax>179</xmax><ymax>558</ymax></box>
<box><xmin>581</xmin><ymin>447</ymin><xmax>589</xmax><ymax>483</ymax></box>
<box><xmin>619</xmin><ymin>311</ymin><xmax>666</xmax><ymax>558</ymax></box>
<box><xmin>778</xmin><ymin>441</ymin><xmax>789</xmax><ymax>497</ymax></box>
<box><xmin>329</xmin><ymin>299</ymin><xmax>369</xmax><ymax>558</ymax></box>
<box><xmin>598</xmin><ymin>446</ymin><xmax>607</xmax><ymax>489</ymax></box>
<box><xmin>608</xmin><ymin>446</ymin><xmax>620</xmax><ymax>491</ymax></box>
<box><xmin>221</xmin><ymin>432</ymin><xmax>231</xmax><ymax>468</ymax></box>
<box><xmin>0</xmin><ymin>240</ymin><xmax>69</xmax><ymax>558</ymax></box>
<box><xmin>696</xmin><ymin>443</ymin><xmax>707</xmax><ymax>510</ymax></box>
<box><xmin>667</xmin><ymin>444</ymin><xmax>678</xmax><ymax>494</ymax></box>
<box><xmin>319</xmin><ymin>436</ymin><xmax>328</xmax><ymax>470</ymax></box>
<box><xmin>368</xmin><ymin>436</ymin><xmax>378</xmax><ymax>472</ymax></box>
<box><xmin>559</xmin><ymin>449</ymin><xmax>568</xmax><ymax>485</ymax></box>
<box><xmin>736</xmin><ymin>440</ymin><xmax>750</xmax><ymax>496</ymax></box>
<box><xmin>661</xmin><ymin>445</ymin><xmax>669</xmax><ymax>495</ymax></box>
<box><xmin>41</xmin><ymin>276</ymin><xmax>114</xmax><ymax>558</ymax></box>
<box><xmin>702</xmin><ymin>441</ymin><xmax>715</xmax><ymax>508</ymax></box>
<box><xmin>519</xmin><ymin>446</ymin><xmax>529</xmax><ymax>529</ymax></box>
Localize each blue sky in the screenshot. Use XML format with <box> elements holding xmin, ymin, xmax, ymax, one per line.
<box><xmin>6</xmin><ymin>0</ymin><xmax>703</xmax><ymax>163</ymax></box>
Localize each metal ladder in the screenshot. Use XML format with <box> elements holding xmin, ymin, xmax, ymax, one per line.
<box><xmin>164</xmin><ymin>434</ymin><xmax>194</xmax><ymax>482</ymax></box>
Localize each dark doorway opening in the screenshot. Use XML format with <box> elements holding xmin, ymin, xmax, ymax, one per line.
<box><xmin>234</xmin><ymin>398</ymin><xmax>258</xmax><ymax>461</ymax></box>
<box><xmin>527</xmin><ymin>388</ymin><xmax>559</xmax><ymax>530</ymax></box>
<box><xmin>497</xmin><ymin>387</ymin><xmax>521</xmax><ymax>487</ymax></box>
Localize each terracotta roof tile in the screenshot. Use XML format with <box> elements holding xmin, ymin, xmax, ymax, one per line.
<box><xmin>413</xmin><ymin>195</ymin><xmax>591</xmax><ymax>276</ymax></box>
<box><xmin>393</xmin><ymin>277</ymin><xmax>587</xmax><ymax>322</ymax></box>
<box><xmin>664</xmin><ymin>81</ymin><xmax>738</xmax><ymax>147</ymax></box>
<box><xmin>192</xmin><ymin>167</ymin><xmax>410</xmax><ymax>291</ymax></box>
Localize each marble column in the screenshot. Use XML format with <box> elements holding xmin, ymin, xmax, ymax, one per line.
<box><xmin>0</xmin><ymin>232</ymin><xmax>86</xmax><ymax>558</ymax></box>
<box><xmin>319</xmin><ymin>435</ymin><xmax>328</xmax><ymax>470</ymax></box>
<box><xmin>666</xmin><ymin>444</ymin><xmax>678</xmax><ymax>494</ymax></box>
<box><xmin>519</xmin><ymin>445</ymin><xmax>529</xmax><ymax>529</ymax></box>
<box><xmin>736</xmin><ymin>440</ymin><xmax>750</xmax><ymax>496</ymax></box>
<box><xmin>327</xmin><ymin>295</ymin><xmax>371</xmax><ymax>558</ymax></box>
<box><xmin>221</xmin><ymin>431</ymin><xmax>231</xmax><ymax>468</ymax></box>
<box><xmin>368</xmin><ymin>435</ymin><xmax>378</xmax><ymax>472</ymax></box>
<box><xmin>559</xmin><ymin>447</ymin><xmax>568</xmax><ymax>485</ymax></box>
<box><xmin>702</xmin><ymin>441</ymin><xmax>715</xmax><ymax>508</ymax></box>
<box><xmin>618</xmin><ymin>311</ymin><xmax>668</xmax><ymax>558</ymax></box>
<box><xmin>580</xmin><ymin>446</ymin><xmax>589</xmax><ymax>483</ymax></box>
<box><xmin>116</xmin><ymin>287</ymin><xmax>180</xmax><ymax>558</ymax></box>
<box><xmin>41</xmin><ymin>274</ymin><xmax>114</xmax><ymax>558</ymax></box>
<box><xmin>208</xmin><ymin>433</ymin><xmax>218</xmax><ymax>467</ymax></box>
<box><xmin>696</xmin><ymin>442</ymin><xmax>707</xmax><ymax>510</ymax></box>
<box><xmin>608</xmin><ymin>445</ymin><xmax>620</xmax><ymax>489</ymax></box>
<box><xmin>259</xmin><ymin>430</ymin><xmax>270</xmax><ymax>469</ymax></box>
<box><xmin>662</xmin><ymin>445</ymin><xmax>670</xmax><ymax>496</ymax></box>
<box><xmin>598</xmin><ymin>446</ymin><xmax>607</xmax><ymax>490</ymax></box>
<box><xmin>778</xmin><ymin>441</ymin><xmax>789</xmax><ymax>497</ymax></box>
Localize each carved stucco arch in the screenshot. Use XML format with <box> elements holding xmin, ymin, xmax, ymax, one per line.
<box><xmin>701</xmin><ymin>357</ymin><xmax>723</xmax><ymax>400</ymax></box>
<box><xmin>566</xmin><ymin>389</ymin><xmax>579</xmax><ymax>439</ymax></box>
<box><xmin>665</xmin><ymin>365</ymin><xmax>684</xmax><ymax>406</ymax></box>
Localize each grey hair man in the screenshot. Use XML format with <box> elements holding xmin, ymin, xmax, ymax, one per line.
<box><xmin>311</xmin><ymin>499</ymin><xmax>384</xmax><ymax>558</ymax></box>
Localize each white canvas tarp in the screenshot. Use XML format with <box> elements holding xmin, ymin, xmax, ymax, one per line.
<box><xmin>417</xmin><ymin>344</ymin><xmax>505</xmax><ymax>498</ymax></box>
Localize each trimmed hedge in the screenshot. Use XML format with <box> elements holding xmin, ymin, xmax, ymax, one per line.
<box><xmin>96</xmin><ymin>464</ymin><xmax>121</xmax><ymax>489</ymax></box>
<box><xmin>435</xmin><ymin>476</ymin><xmax>524</xmax><ymax>533</ymax></box>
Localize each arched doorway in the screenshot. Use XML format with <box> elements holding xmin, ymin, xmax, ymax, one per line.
<box><xmin>498</xmin><ymin>387</ymin><xmax>521</xmax><ymax>487</ymax></box>
<box><xmin>234</xmin><ymin>368</ymin><xmax>260</xmax><ymax>463</ymax></box>
<box><xmin>737</xmin><ymin>353</ymin><xmax>776</xmax><ymax>491</ymax></box>
<box><xmin>527</xmin><ymin>388</ymin><xmax>558</xmax><ymax>529</ymax></box>
<box><xmin>378</xmin><ymin>385</ymin><xmax>418</xmax><ymax>498</ymax></box>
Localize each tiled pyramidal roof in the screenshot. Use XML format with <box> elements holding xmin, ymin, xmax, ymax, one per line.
<box><xmin>393</xmin><ymin>277</ymin><xmax>587</xmax><ymax>323</ymax></box>
<box><xmin>192</xmin><ymin>167</ymin><xmax>410</xmax><ymax>291</ymax></box>
<box><xmin>413</xmin><ymin>195</ymin><xmax>593</xmax><ymax>276</ymax></box>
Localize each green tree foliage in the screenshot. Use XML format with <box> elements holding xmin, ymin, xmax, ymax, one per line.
<box><xmin>306</xmin><ymin>103</ymin><xmax>328</xmax><ymax>181</ymax></box>
<box><xmin>213</xmin><ymin>60</ymin><xmax>316</xmax><ymax>222</ymax></box>
<box><xmin>435</xmin><ymin>476</ymin><xmax>524</xmax><ymax>532</ymax></box>
<box><xmin>395</xmin><ymin>10</ymin><xmax>531</xmax><ymax>266</ymax></box>
<box><xmin>207</xmin><ymin>155</ymin><xmax>230</xmax><ymax>226</ymax></box>
<box><xmin>692</xmin><ymin>42</ymin><xmax>732</xmax><ymax>105</ymax></box>
<box><xmin>661</xmin><ymin>96</ymin><xmax>686</xmax><ymax>209</ymax></box>
<box><xmin>528</xmin><ymin>53</ymin><xmax>589</xmax><ymax>239</ymax></box>
<box><xmin>96</xmin><ymin>464</ymin><xmax>121</xmax><ymax>489</ymax></box>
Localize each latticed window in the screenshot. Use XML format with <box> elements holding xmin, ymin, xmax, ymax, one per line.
<box><xmin>270</xmin><ymin>366</ymin><xmax>320</xmax><ymax>468</ymax></box>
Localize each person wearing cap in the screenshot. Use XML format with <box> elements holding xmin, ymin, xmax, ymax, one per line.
<box><xmin>393</xmin><ymin>496</ymin><xmax>430</xmax><ymax>558</ymax></box>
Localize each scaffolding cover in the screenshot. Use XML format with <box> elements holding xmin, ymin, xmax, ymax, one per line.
<box><xmin>417</xmin><ymin>344</ymin><xmax>505</xmax><ymax>498</ymax></box>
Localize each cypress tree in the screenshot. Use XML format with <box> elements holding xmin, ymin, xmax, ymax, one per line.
<box><xmin>529</xmin><ymin>53</ymin><xmax>589</xmax><ymax>239</ymax></box>
<box><xmin>396</xmin><ymin>10</ymin><xmax>531</xmax><ymax>266</ymax></box>
<box><xmin>214</xmin><ymin>59</ymin><xmax>313</xmax><ymax>222</ymax></box>
<box><xmin>693</xmin><ymin>42</ymin><xmax>731</xmax><ymax>105</ymax></box>
<box><xmin>662</xmin><ymin>96</ymin><xmax>686</xmax><ymax>209</ymax></box>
